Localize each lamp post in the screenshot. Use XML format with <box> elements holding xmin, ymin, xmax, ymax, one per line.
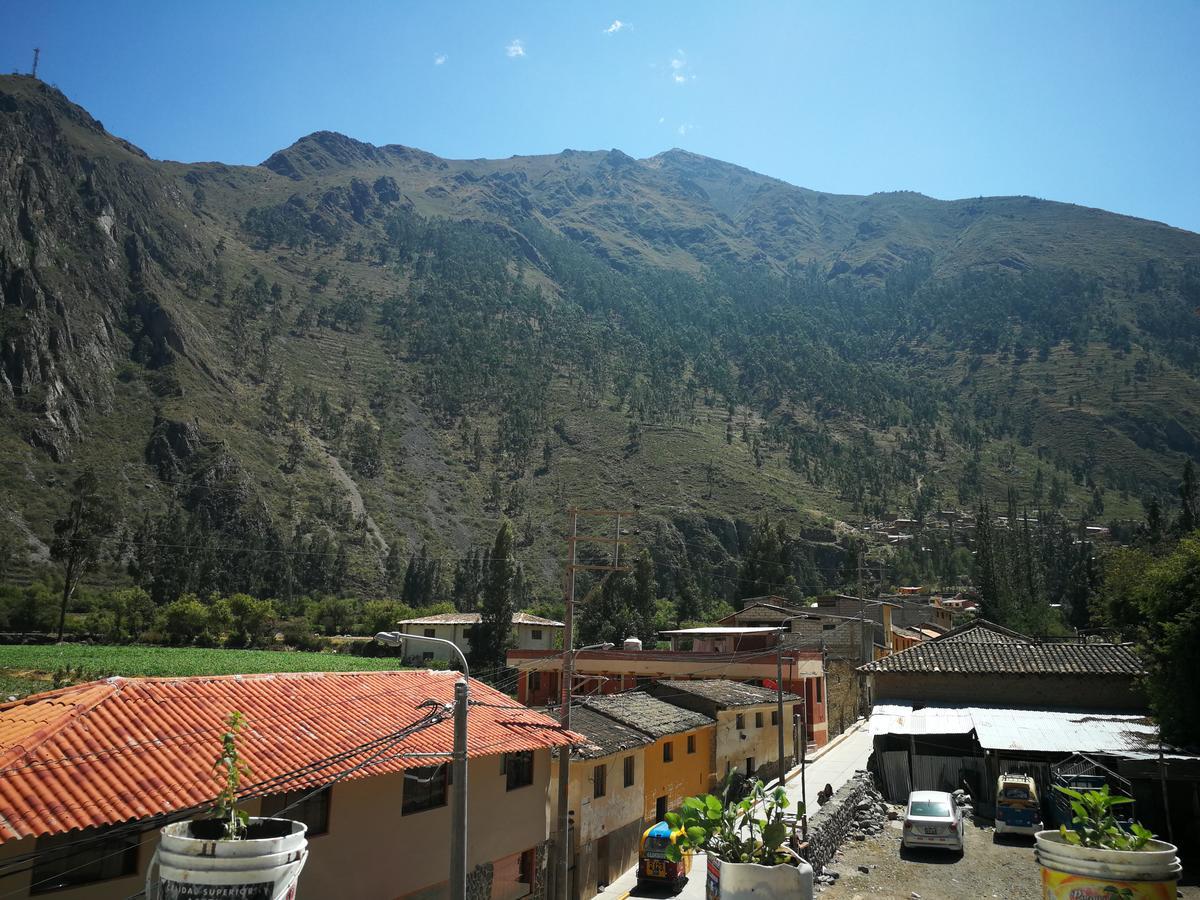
<box><xmin>555</xmin><ymin>641</ymin><xmax>614</xmax><ymax>900</ymax></box>
<box><xmin>376</xmin><ymin>631</ymin><xmax>470</xmax><ymax>900</ymax></box>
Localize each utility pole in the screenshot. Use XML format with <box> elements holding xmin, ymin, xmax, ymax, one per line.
<box><xmin>555</xmin><ymin>508</ymin><xmax>632</xmax><ymax>900</ymax></box>
<box><xmin>31</xmin><ymin>48</ymin><xmax>40</xmax><ymax>79</ymax></box>
<box><xmin>776</xmin><ymin>646</ymin><xmax>787</xmax><ymax>785</ymax></box>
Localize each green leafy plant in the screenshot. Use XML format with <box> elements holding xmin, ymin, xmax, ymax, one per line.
<box><xmin>212</xmin><ymin>711</ymin><xmax>251</xmax><ymax>840</ymax></box>
<box><xmin>665</xmin><ymin>779</ymin><xmax>804</xmax><ymax>866</ymax></box>
<box><xmin>1053</xmin><ymin>784</ymin><xmax>1154</xmax><ymax>851</ymax></box>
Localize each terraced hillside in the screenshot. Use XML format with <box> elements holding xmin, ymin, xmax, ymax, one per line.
<box><xmin>2</xmin><ymin>74</ymin><xmax>1199</xmax><ymax>603</ymax></box>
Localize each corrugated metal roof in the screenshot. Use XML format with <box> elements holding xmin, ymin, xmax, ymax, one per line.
<box><xmin>0</xmin><ymin>671</ymin><xmax>577</xmax><ymax>843</ymax></box>
<box><xmin>659</xmin><ymin>627</ymin><xmax>782</xmax><ymax>635</ymax></box>
<box><xmin>869</xmin><ymin>703</ymin><xmax>1159</xmax><ymax>754</ymax></box>
<box><xmin>869</xmin><ymin>704</ymin><xmax>975</xmax><ymax>736</ymax></box>
<box><xmin>398</xmin><ymin>612</ymin><xmax>564</xmax><ymax>626</ymax></box>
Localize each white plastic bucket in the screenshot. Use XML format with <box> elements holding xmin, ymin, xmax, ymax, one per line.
<box><xmin>1034</xmin><ymin>830</ymin><xmax>1180</xmax><ymax>900</ymax></box>
<box><xmin>705</xmin><ymin>856</ymin><xmax>814</xmax><ymax>900</ymax></box>
<box><xmin>150</xmin><ymin>818</ymin><xmax>309</xmax><ymax>900</ymax></box>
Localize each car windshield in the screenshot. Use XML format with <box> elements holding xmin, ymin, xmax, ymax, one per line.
<box><xmin>910</xmin><ymin>800</ymin><xmax>951</xmax><ymax>817</ymax></box>
<box><xmin>1002</xmin><ymin>786</ymin><xmax>1030</xmax><ymax>800</ymax></box>
<box><xmin>645</xmin><ymin>836</ymin><xmax>671</xmax><ymax>852</ymax></box>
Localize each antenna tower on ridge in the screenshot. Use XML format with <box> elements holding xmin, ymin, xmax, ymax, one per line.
<box><xmin>31</xmin><ymin>48</ymin><xmax>40</xmax><ymax>79</ymax></box>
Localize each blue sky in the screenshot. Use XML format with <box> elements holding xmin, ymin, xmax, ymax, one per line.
<box><xmin>4</xmin><ymin>1</ymin><xmax>1199</xmax><ymax>232</ymax></box>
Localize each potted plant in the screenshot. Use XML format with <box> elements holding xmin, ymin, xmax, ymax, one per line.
<box><xmin>667</xmin><ymin>779</ymin><xmax>813</xmax><ymax>900</ymax></box>
<box><xmin>1034</xmin><ymin>784</ymin><xmax>1180</xmax><ymax>899</ymax></box>
<box><xmin>150</xmin><ymin>713</ymin><xmax>311</xmax><ymax>900</ymax></box>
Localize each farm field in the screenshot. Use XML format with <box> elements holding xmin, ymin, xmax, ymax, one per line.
<box><xmin>0</xmin><ymin>644</ymin><xmax>406</xmax><ymax>699</ymax></box>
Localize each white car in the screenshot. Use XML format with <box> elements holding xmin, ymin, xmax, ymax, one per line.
<box><xmin>901</xmin><ymin>790</ymin><xmax>965</xmax><ymax>853</ymax></box>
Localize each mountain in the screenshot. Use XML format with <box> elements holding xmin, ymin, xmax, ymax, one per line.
<box><xmin>2</xmin><ymin>74</ymin><xmax>1199</xmax><ymax>605</ymax></box>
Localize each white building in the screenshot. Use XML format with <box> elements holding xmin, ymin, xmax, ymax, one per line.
<box><xmin>397</xmin><ymin>611</ymin><xmax>564</xmax><ymax>662</ymax></box>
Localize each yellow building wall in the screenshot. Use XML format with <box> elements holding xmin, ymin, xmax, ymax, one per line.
<box><xmin>641</xmin><ymin>726</ymin><xmax>714</xmax><ymax>822</ymax></box>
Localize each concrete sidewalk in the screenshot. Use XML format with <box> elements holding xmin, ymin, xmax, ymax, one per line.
<box><xmin>593</xmin><ymin>720</ymin><xmax>873</xmax><ymax>900</ymax></box>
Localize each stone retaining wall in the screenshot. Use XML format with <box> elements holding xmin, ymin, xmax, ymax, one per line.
<box><xmin>796</xmin><ymin>771</ymin><xmax>877</xmax><ymax>876</ymax></box>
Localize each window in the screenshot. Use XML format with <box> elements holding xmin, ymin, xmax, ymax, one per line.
<box><xmin>31</xmin><ymin>825</ymin><xmax>140</xmax><ymax>894</ymax></box>
<box><xmin>745</xmin><ymin>757</ymin><xmax>755</xmax><ymax>776</ymax></box>
<box><xmin>422</xmin><ymin>651</ymin><xmax>435</xmax><ymax>663</ymax></box>
<box><xmin>686</xmin><ymin>734</ymin><xmax>696</xmax><ymax>754</ymax></box>
<box><xmin>822</xmin><ymin>622</ymin><xmax>837</xmax><ymax>631</ymax></box>
<box><xmin>403</xmin><ymin>765</ymin><xmax>449</xmax><ymax>815</ymax></box>
<box><xmin>735</xmin><ymin>714</ymin><xmax>745</xmax><ymax>730</ymax></box>
<box><xmin>531</xmin><ymin>629</ymin><xmax>543</xmax><ymax>641</ymax></box>
<box><xmin>755</xmin><ymin>712</ymin><xmax>764</xmax><ymax>728</ymax></box>
<box><xmin>816</xmin><ymin>678</ymin><xmax>824</xmax><ymax>703</ymax></box>
<box><xmin>423</xmin><ymin>628</ymin><xmax>436</xmax><ymax>638</ymax></box>
<box><xmin>529</xmin><ymin>671</ymin><xmax>542</xmax><ymax>691</ymax></box>
<box><xmin>593</xmin><ymin>764</ymin><xmax>607</xmax><ymax>798</ymax></box>
<box><xmin>505</xmin><ymin>751</ymin><xmax>534</xmax><ymax>790</ymax></box>
<box><xmin>260</xmin><ymin>787</ymin><xmax>330</xmax><ymax>836</ymax></box>
<box><xmin>662</xmin><ymin>741</ymin><xmax>674</xmax><ymax>763</ymax></box>
<box><xmin>491</xmin><ymin>848</ymin><xmax>535</xmax><ymax>900</ymax></box>
<box><xmin>623</xmin><ymin>755</ymin><xmax>635</xmax><ymax>788</ymax></box>
<box><xmin>771</xmin><ymin>710</ymin><xmax>779</xmax><ymax>726</ymax></box>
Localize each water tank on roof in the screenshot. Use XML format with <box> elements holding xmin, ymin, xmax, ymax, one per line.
<box><xmin>623</xmin><ymin>636</ymin><xmax>643</xmax><ymax>652</ymax></box>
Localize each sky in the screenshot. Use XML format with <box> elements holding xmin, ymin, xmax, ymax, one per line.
<box><xmin>4</xmin><ymin>1</ymin><xmax>1199</xmax><ymax>232</ymax></box>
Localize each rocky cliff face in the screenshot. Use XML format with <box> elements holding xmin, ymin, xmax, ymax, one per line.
<box><xmin>0</xmin><ymin>77</ymin><xmax>212</xmax><ymax>461</ymax></box>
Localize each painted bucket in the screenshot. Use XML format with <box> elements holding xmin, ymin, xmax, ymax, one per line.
<box><xmin>705</xmin><ymin>855</ymin><xmax>814</xmax><ymax>900</ymax></box>
<box><xmin>1034</xmin><ymin>830</ymin><xmax>1180</xmax><ymax>900</ymax></box>
<box><xmin>151</xmin><ymin>818</ymin><xmax>309</xmax><ymax>900</ymax></box>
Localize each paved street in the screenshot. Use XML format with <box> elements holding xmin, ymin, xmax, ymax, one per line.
<box><xmin>593</xmin><ymin>720</ymin><xmax>873</xmax><ymax>900</ymax></box>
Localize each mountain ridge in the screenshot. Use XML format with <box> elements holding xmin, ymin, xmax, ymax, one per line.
<box><xmin>2</xmin><ymin>73</ymin><xmax>1199</xmax><ymax>607</ymax></box>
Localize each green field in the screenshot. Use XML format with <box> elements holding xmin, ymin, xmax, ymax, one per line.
<box><xmin>0</xmin><ymin>644</ymin><xmax>403</xmax><ymax>699</ymax></box>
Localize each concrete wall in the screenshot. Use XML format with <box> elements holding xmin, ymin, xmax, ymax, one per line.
<box><xmin>642</xmin><ymin>728</ymin><xmax>713</xmax><ymax>822</ymax></box>
<box><xmin>0</xmin><ymin>751</ymin><xmax>553</xmax><ymax>900</ymax></box>
<box><xmin>515</xmin><ymin>624</ymin><xmax>560</xmax><ymax>651</ymax></box>
<box><xmin>400</xmin><ymin>622</ymin><xmax>473</xmax><ymax>661</ymax></box>
<box><xmin>871</xmin><ymin>671</ymin><xmax>1145</xmax><ymax>711</ymax></box>
<box><xmin>551</xmin><ymin>748</ymin><xmax>646</xmax><ymax>899</ymax></box>
<box><xmin>712</xmin><ymin>706</ymin><xmax>795</xmax><ymax>784</ymax></box>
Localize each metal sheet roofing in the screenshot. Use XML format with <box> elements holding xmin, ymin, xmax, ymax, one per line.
<box><xmin>398</xmin><ymin>612</ymin><xmax>564</xmax><ymax>626</ymax></box>
<box><xmin>659</xmin><ymin>627</ymin><xmax>782</xmax><ymax>635</ymax></box>
<box><xmin>870</xmin><ymin>703</ymin><xmax>1159</xmax><ymax>754</ymax></box>
<box><xmin>0</xmin><ymin>671</ymin><xmax>577</xmax><ymax>843</ymax></box>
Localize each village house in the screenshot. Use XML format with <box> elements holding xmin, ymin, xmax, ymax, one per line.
<box><xmin>397</xmin><ymin>611</ymin><xmax>563</xmax><ymax>663</ymax></box>
<box><xmin>550</xmin><ymin>706</ymin><xmax>652</xmax><ymax>900</ymax></box>
<box><xmin>0</xmin><ymin>671</ymin><xmax>576</xmax><ymax>900</ymax></box>
<box><xmin>577</xmin><ymin>693</ymin><xmax>714</xmax><ymax>824</ymax></box>
<box><xmin>508</xmin><ymin>641</ymin><xmax>830</xmax><ymax>746</ymax></box>
<box><xmin>643</xmin><ymin>680</ymin><xmax>800</xmax><ymax>784</ymax></box>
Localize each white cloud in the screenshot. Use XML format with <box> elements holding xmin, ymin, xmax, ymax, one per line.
<box><xmin>658</xmin><ymin>116</ymin><xmax>665</xmax><ymax>124</ymax></box>
<box><xmin>434</xmin><ymin>54</ymin><xmax>447</xmax><ymax>66</ymax></box>
<box><xmin>672</xmin><ymin>72</ymin><xmax>686</xmax><ymax>84</ymax></box>
<box><xmin>604</xmin><ymin>19</ymin><xmax>626</xmax><ymax>34</ymax></box>
<box><xmin>506</xmin><ymin>39</ymin><xmax>526</xmax><ymax>58</ymax></box>
<box><xmin>678</xmin><ymin>123</ymin><xmax>693</xmax><ymax>136</ymax></box>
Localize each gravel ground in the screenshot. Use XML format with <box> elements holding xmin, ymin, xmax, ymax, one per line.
<box><xmin>819</xmin><ymin>814</ymin><xmax>1198</xmax><ymax>900</ymax></box>
<box><xmin>819</xmin><ymin>815</ymin><xmax>1051</xmax><ymax>900</ymax></box>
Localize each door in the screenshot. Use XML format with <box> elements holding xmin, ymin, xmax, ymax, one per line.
<box><xmin>596</xmin><ymin>835</ymin><xmax>610</xmax><ymax>888</ymax></box>
<box><xmin>655</xmin><ymin>795</ymin><xmax>667</xmax><ymax>822</ymax></box>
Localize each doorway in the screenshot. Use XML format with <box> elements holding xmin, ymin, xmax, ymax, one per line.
<box><xmin>655</xmin><ymin>795</ymin><xmax>667</xmax><ymax>822</ymax></box>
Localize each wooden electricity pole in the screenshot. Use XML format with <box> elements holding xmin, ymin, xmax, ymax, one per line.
<box><xmin>555</xmin><ymin>507</ymin><xmax>633</xmax><ymax>900</ymax></box>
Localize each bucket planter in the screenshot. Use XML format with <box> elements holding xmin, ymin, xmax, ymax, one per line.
<box><xmin>1035</xmin><ymin>784</ymin><xmax>1180</xmax><ymax>900</ymax></box>
<box><xmin>150</xmin><ymin>712</ymin><xmax>311</xmax><ymax>900</ymax></box>
<box><xmin>156</xmin><ymin>818</ymin><xmax>309</xmax><ymax>900</ymax></box>
<box><xmin>672</xmin><ymin>779</ymin><xmax>814</xmax><ymax>900</ymax></box>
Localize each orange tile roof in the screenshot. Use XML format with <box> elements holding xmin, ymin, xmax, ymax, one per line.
<box><xmin>0</xmin><ymin>670</ymin><xmax>577</xmax><ymax>842</ymax></box>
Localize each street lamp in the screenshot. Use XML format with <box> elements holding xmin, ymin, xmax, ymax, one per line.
<box><xmin>376</xmin><ymin>631</ymin><xmax>470</xmax><ymax>900</ymax></box>
<box><xmin>555</xmin><ymin>641</ymin><xmax>614</xmax><ymax>900</ymax></box>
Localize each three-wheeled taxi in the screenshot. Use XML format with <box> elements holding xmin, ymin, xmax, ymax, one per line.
<box><xmin>994</xmin><ymin>773</ymin><xmax>1042</xmax><ymax>835</ymax></box>
<box><xmin>637</xmin><ymin>821</ymin><xmax>692</xmax><ymax>891</ymax></box>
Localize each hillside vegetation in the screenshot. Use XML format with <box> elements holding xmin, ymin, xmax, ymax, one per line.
<box><xmin>2</xmin><ymin>74</ymin><xmax>1199</xmax><ymax>613</ymax></box>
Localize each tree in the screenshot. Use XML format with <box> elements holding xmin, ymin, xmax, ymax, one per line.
<box><xmin>1178</xmin><ymin>459</ymin><xmax>1198</xmax><ymax>535</ymax></box>
<box><xmin>161</xmin><ymin>594</ymin><xmax>210</xmax><ymax>645</ymax></box>
<box><xmin>50</xmin><ymin>470</ymin><xmax>117</xmax><ymax>641</ymax></box>
<box><xmin>1092</xmin><ymin>536</ymin><xmax>1200</xmax><ymax>745</ymax></box>
<box><xmin>227</xmin><ymin>593</ymin><xmax>277</xmax><ymax>647</ymax></box>
<box><xmin>472</xmin><ymin>520</ymin><xmax>516</xmax><ymax>669</ymax></box>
